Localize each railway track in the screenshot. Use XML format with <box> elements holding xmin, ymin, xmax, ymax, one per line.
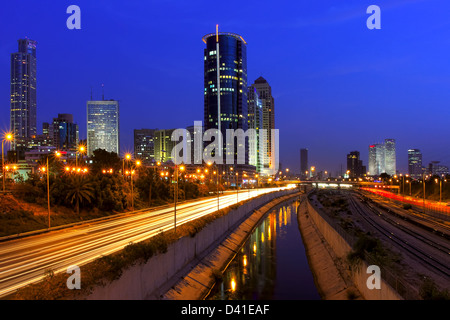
<box><xmin>348</xmin><ymin>196</ymin><xmax>450</xmax><ymax>279</ymax></box>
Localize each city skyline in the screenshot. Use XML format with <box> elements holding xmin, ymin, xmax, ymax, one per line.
<box><xmin>1</xmin><ymin>1</ymin><xmax>450</xmax><ymax>174</ymax></box>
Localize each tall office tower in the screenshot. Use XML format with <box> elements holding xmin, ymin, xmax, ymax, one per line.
<box><xmin>10</xmin><ymin>39</ymin><xmax>37</xmax><ymax>150</ymax></box>
<box><xmin>347</xmin><ymin>151</ymin><xmax>363</xmax><ymax>177</ymax></box>
<box><xmin>300</xmin><ymin>148</ymin><xmax>308</xmax><ymax>179</ymax></box>
<box><xmin>252</xmin><ymin>77</ymin><xmax>275</xmax><ymax>173</ymax></box>
<box><xmin>203</xmin><ymin>30</ymin><xmax>248</xmax><ymax>165</ymax></box>
<box><xmin>247</xmin><ymin>86</ymin><xmax>263</xmax><ymax>172</ymax></box>
<box><xmin>408</xmin><ymin>149</ymin><xmax>422</xmax><ymax>180</ymax></box>
<box><xmin>368</xmin><ymin>144</ymin><xmax>385</xmax><ymax>176</ymax></box>
<box><xmin>384</xmin><ymin>139</ymin><xmax>396</xmax><ymax>176</ymax></box>
<box><xmin>87</xmin><ymin>100</ymin><xmax>120</xmax><ymax>156</ymax></box>
<box><xmin>154</xmin><ymin>129</ymin><xmax>176</xmax><ymax>163</ymax></box>
<box><xmin>51</xmin><ymin>114</ymin><xmax>79</xmax><ymax>150</ymax></box>
<box><xmin>134</xmin><ymin>129</ymin><xmax>156</xmax><ymax>164</ymax></box>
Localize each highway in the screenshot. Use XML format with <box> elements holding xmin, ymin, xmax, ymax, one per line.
<box><xmin>0</xmin><ymin>187</ymin><xmax>291</xmax><ymax>298</ymax></box>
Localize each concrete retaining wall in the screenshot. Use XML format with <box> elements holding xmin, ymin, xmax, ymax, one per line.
<box><xmin>86</xmin><ymin>189</ymin><xmax>297</xmax><ymax>300</ymax></box>
<box><xmin>306</xmin><ymin>200</ymin><xmax>402</xmax><ymax>300</ymax></box>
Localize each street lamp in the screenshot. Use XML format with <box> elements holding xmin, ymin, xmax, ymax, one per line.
<box><xmin>2</xmin><ymin>132</ymin><xmax>13</xmax><ymax>193</ymax></box>
<box><xmin>130</xmin><ymin>159</ymin><xmax>141</xmax><ymax>211</ymax></box>
<box><xmin>76</xmin><ymin>144</ymin><xmax>86</xmax><ymax>168</ymax></box>
<box><xmin>123</xmin><ymin>153</ymin><xmax>132</xmax><ymax>179</ymax></box>
<box><xmin>43</xmin><ymin>151</ymin><xmax>62</xmax><ymax>228</ymax></box>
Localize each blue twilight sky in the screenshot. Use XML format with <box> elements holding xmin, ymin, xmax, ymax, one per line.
<box><xmin>1</xmin><ymin>0</ymin><xmax>450</xmax><ymax>175</ymax></box>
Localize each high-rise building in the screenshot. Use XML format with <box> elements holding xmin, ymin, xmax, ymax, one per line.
<box><xmin>368</xmin><ymin>139</ymin><xmax>396</xmax><ymax>176</ymax></box>
<box><xmin>203</xmin><ymin>30</ymin><xmax>248</xmax><ymax>165</ymax></box>
<box><xmin>51</xmin><ymin>114</ymin><xmax>79</xmax><ymax>151</ymax></box>
<box><xmin>247</xmin><ymin>86</ymin><xmax>263</xmax><ymax>172</ymax></box>
<box><xmin>134</xmin><ymin>129</ymin><xmax>156</xmax><ymax>164</ymax></box>
<box><xmin>384</xmin><ymin>139</ymin><xmax>396</xmax><ymax>176</ymax></box>
<box><xmin>154</xmin><ymin>129</ymin><xmax>176</xmax><ymax>163</ymax></box>
<box><xmin>252</xmin><ymin>77</ymin><xmax>275</xmax><ymax>174</ymax></box>
<box><xmin>300</xmin><ymin>148</ymin><xmax>308</xmax><ymax>179</ymax></box>
<box><xmin>10</xmin><ymin>39</ymin><xmax>37</xmax><ymax>150</ymax></box>
<box><xmin>368</xmin><ymin>144</ymin><xmax>385</xmax><ymax>176</ymax></box>
<box><xmin>408</xmin><ymin>149</ymin><xmax>422</xmax><ymax>180</ymax></box>
<box><xmin>347</xmin><ymin>151</ymin><xmax>364</xmax><ymax>177</ymax></box>
<box><xmin>87</xmin><ymin>100</ymin><xmax>120</xmax><ymax>156</ymax></box>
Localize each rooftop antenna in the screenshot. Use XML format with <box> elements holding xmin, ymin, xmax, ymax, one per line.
<box><xmin>102</xmin><ymin>83</ymin><xmax>104</xmax><ymax>100</ymax></box>
<box><xmin>216</xmin><ymin>24</ymin><xmax>221</xmax><ymax>159</ymax></box>
<box><xmin>90</xmin><ymin>86</ymin><xmax>93</xmax><ymax>100</ymax></box>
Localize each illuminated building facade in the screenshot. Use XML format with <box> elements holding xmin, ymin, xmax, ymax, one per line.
<box><xmin>10</xmin><ymin>39</ymin><xmax>37</xmax><ymax>151</ymax></box>
<box><xmin>203</xmin><ymin>31</ymin><xmax>248</xmax><ymax>165</ymax></box>
<box><xmin>408</xmin><ymin>149</ymin><xmax>423</xmax><ymax>180</ymax></box>
<box><xmin>87</xmin><ymin>100</ymin><xmax>120</xmax><ymax>156</ymax></box>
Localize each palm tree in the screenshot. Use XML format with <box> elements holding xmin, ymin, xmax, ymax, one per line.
<box><xmin>65</xmin><ymin>175</ymin><xmax>94</xmax><ymax>216</ymax></box>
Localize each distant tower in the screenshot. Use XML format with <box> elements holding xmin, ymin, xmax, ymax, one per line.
<box><xmin>300</xmin><ymin>148</ymin><xmax>308</xmax><ymax>179</ymax></box>
<box><xmin>384</xmin><ymin>139</ymin><xmax>396</xmax><ymax>175</ymax></box>
<box><xmin>252</xmin><ymin>77</ymin><xmax>275</xmax><ymax>174</ymax></box>
<box><xmin>10</xmin><ymin>38</ymin><xmax>37</xmax><ymax>150</ymax></box>
<box><xmin>369</xmin><ymin>143</ymin><xmax>386</xmax><ymax>176</ymax></box>
<box><xmin>408</xmin><ymin>149</ymin><xmax>422</xmax><ymax>180</ymax></box>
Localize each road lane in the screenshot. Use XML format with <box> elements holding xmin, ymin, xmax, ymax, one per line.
<box><xmin>0</xmin><ymin>187</ymin><xmax>291</xmax><ymax>297</ymax></box>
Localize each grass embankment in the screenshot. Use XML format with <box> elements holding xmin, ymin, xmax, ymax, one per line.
<box><xmin>7</xmin><ymin>199</ymin><xmax>252</xmax><ymax>300</ymax></box>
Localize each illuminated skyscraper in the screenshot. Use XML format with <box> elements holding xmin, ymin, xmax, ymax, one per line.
<box><xmin>384</xmin><ymin>139</ymin><xmax>396</xmax><ymax>176</ymax></box>
<box><xmin>368</xmin><ymin>139</ymin><xmax>396</xmax><ymax>176</ymax></box>
<box><xmin>368</xmin><ymin>144</ymin><xmax>385</xmax><ymax>176</ymax></box>
<box><xmin>251</xmin><ymin>77</ymin><xmax>275</xmax><ymax>173</ymax></box>
<box><xmin>87</xmin><ymin>100</ymin><xmax>119</xmax><ymax>156</ymax></box>
<box><xmin>10</xmin><ymin>39</ymin><xmax>37</xmax><ymax>150</ymax></box>
<box><xmin>247</xmin><ymin>86</ymin><xmax>263</xmax><ymax>172</ymax></box>
<box><xmin>408</xmin><ymin>149</ymin><xmax>422</xmax><ymax>180</ymax></box>
<box><xmin>51</xmin><ymin>114</ymin><xmax>79</xmax><ymax>151</ymax></box>
<box><xmin>203</xmin><ymin>30</ymin><xmax>248</xmax><ymax>164</ymax></box>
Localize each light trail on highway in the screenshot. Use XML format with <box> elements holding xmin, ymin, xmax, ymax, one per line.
<box><xmin>0</xmin><ymin>187</ymin><xmax>292</xmax><ymax>298</ymax></box>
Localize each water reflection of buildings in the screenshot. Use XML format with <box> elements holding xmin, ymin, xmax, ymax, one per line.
<box><xmin>210</xmin><ymin>201</ymin><xmax>296</xmax><ymax>300</ymax></box>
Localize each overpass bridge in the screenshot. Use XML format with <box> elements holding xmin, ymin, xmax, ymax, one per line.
<box><xmin>274</xmin><ymin>179</ymin><xmax>400</xmax><ymax>190</ymax></box>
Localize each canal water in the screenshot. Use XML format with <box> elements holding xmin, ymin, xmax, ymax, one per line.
<box><xmin>207</xmin><ymin>197</ymin><xmax>320</xmax><ymax>300</ymax></box>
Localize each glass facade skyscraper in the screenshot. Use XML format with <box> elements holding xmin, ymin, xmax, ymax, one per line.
<box><xmin>408</xmin><ymin>149</ymin><xmax>422</xmax><ymax>180</ymax></box>
<box><xmin>369</xmin><ymin>144</ymin><xmax>385</xmax><ymax>176</ymax></box>
<box><xmin>384</xmin><ymin>139</ymin><xmax>396</xmax><ymax>176</ymax></box>
<box><xmin>10</xmin><ymin>39</ymin><xmax>37</xmax><ymax>150</ymax></box>
<box><xmin>52</xmin><ymin>114</ymin><xmax>79</xmax><ymax>151</ymax></box>
<box><xmin>87</xmin><ymin>100</ymin><xmax>120</xmax><ymax>156</ymax></box>
<box><xmin>203</xmin><ymin>31</ymin><xmax>248</xmax><ymax>164</ymax></box>
<box><xmin>368</xmin><ymin>139</ymin><xmax>396</xmax><ymax>176</ymax></box>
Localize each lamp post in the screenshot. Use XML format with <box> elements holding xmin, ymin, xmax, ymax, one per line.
<box><xmin>41</xmin><ymin>151</ymin><xmax>62</xmax><ymax>228</ymax></box>
<box><xmin>123</xmin><ymin>153</ymin><xmax>131</xmax><ymax>179</ymax></box>
<box><xmin>422</xmin><ymin>173</ymin><xmax>426</xmax><ymax>213</ymax></box>
<box><xmin>130</xmin><ymin>160</ymin><xmax>141</xmax><ymax>211</ymax></box>
<box><xmin>2</xmin><ymin>133</ymin><xmax>13</xmax><ymax>193</ymax></box>
<box><xmin>76</xmin><ymin>144</ymin><xmax>86</xmax><ymax>168</ymax></box>
<box><xmin>236</xmin><ymin>171</ymin><xmax>239</xmax><ymax>203</ymax></box>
